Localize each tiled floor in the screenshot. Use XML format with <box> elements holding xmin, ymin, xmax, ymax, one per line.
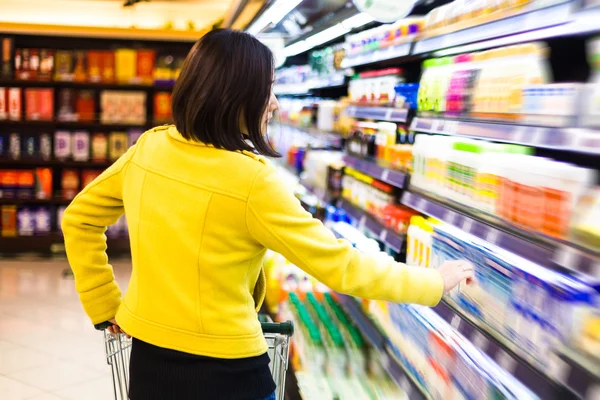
<box><xmin>0</xmin><ymin>257</ymin><xmax>132</xmax><ymax>400</ymax></box>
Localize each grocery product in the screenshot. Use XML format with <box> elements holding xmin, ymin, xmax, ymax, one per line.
<box><xmin>91</xmin><ymin>133</ymin><xmax>108</xmax><ymax>162</ymax></box>
<box><xmin>348</xmin><ymin>68</ymin><xmax>404</xmax><ymax>106</ymax></box>
<box><xmin>109</xmin><ymin>131</ymin><xmax>129</xmax><ymax>160</ymax></box>
<box><xmin>54</xmin><ymin>131</ymin><xmax>72</xmax><ymax>160</ymax></box>
<box><xmin>0</xmin><ymin>37</ymin><xmax>13</xmax><ymax>79</ymax></box>
<box><xmin>0</xmin><ymin>205</ymin><xmax>17</xmax><ymax>237</ymax></box>
<box><xmin>61</xmin><ymin>169</ymin><xmax>80</xmax><ymax>200</ymax></box>
<box><xmin>8</xmin><ymin>88</ymin><xmax>21</xmax><ymax>120</ymax></box>
<box><xmin>72</xmin><ymin>131</ymin><xmax>91</xmax><ymax>162</ymax></box>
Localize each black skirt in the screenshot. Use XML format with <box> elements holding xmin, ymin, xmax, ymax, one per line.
<box><xmin>128</xmin><ymin>338</ymin><xmax>276</xmax><ymax>400</ymax></box>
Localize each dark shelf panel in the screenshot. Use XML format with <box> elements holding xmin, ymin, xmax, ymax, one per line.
<box><xmin>0</xmin><ymin>79</ymin><xmax>174</xmax><ymax>91</ymax></box>
<box><xmin>343</xmin><ymin>155</ymin><xmax>407</xmax><ymax>189</ymax></box>
<box><xmin>343</xmin><ymin>106</ymin><xmax>409</xmax><ymax>123</ymax></box>
<box><xmin>0</xmin><ymin>158</ymin><xmax>112</xmax><ymax>168</ymax></box>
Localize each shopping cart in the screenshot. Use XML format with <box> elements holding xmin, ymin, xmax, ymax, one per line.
<box><xmin>95</xmin><ymin>317</ymin><xmax>294</xmax><ymax>400</ymax></box>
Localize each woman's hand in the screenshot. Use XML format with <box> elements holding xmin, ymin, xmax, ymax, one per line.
<box><xmin>438</xmin><ymin>260</ymin><xmax>475</xmax><ymax>294</ymax></box>
<box><xmin>107</xmin><ymin>319</ymin><xmax>131</xmax><ymax>338</ymax></box>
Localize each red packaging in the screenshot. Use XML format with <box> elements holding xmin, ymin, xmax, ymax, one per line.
<box><xmin>87</xmin><ymin>51</ymin><xmax>102</xmax><ymax>82</ymax></box>
<box><xmin>1</xmin><ymin>38</ymin><xmax>13</xmax><ymax>79</ymax></box>
<box><xmin>16</xmin><ymin>170</ymin><xmax>35</xmax><ymax>199</ymax></box>
<box><xmin>61</xmin><ymin>169</ymin><xmax>80</xmax><ymax>200</ymax></box>
<box><xmin>73</xmin><ymin>50</ymin><xmax>87</xmax><ymax>82</ymax></box>
<box><xmin>18</xmin><ymin>48</ymin><xmax>31</xmax><ymax>80</ymax></box>
<box><xmin>25</xmin><ymin>89</ymin><xmax>38</xmax><ymax>120</ymax></box>
<box><xmin>1</xmin><ymin>170</ymin><xmax>17</xmax><ymax>199</ymax></box>
<box><xmin>102</xmin><ymin>51</ymin><xmax>115</xmax><ymax>82</ymax></box>
<box><xmin>35</xmin><ymin>168</ymin><xmax>53</xmax><ymax>199</ymax></box>
<box><xmin>81</xmin><ymin>170</ymin><xmax>102</xmax><ymax>188</ymax></box>
<box><xmin>37</xmin><ymin>89</ymin><xmax>54</xmax><ymax>121</ymax></box>
<box><xmin>8</xmin><ymin>88</ymin><xmax>21</xmax><ymax>120</ymax></box>
<box><xmin>153</xmin><ymin>92</ymin><xmax>171</xmax><ymax>122</ymax></box>
<box><xmin>39</xmin><ymin>49</ymin><xmax>54</xmax><ymax>81</ymax></box>
<box><xmin>29</xmin><ymin>49</ymin><xmax>40</xmax><ymax>80</ymax></box>
<box><xmin>136</xmin><ymin>49</ymin><xmax>156</xmax><ymax>84</ymax></box>
<box><xmin>1</xmin><ymin>205</ymin><xmax>17</xmax><ymax>237</ymax></box>
<box><xmin>0</xmin><ymin>87</ymin><xmax>7</xmax><ymax>120</ymax></box>
<box><xmin>75</xmin><ymin>90</ymin><xmax>95</xmax><ymax>121</ymax></box>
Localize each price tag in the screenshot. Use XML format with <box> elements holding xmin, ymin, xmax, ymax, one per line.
<box><xmin>451</xmin><ymin>314</ymin><xmax>462</xmax><ymax>330</ymax></box>
<box><xmin>512</xmin><ymin>127</ymin><xmax>528</xmax><ymax>144</ymax></box>
<box><xmin>358</xmin><ymin>216</ymin><xmax>367</xmax><ymax>230</ymax></box>
<box><xmin>399</xmin><ymin>375</ymin><xmax>410</xmax><ymax>391</ymax></box>
<box><xmin>585</xmin><ymin>384</ymin><xmax>600</xmax><ymax>400</ymax></box>
<box><xmin>496</xmin><ymin>349</ymin><xmax>517</xmax><ymax>373</ymax></box>
<box><xmin>431</xmin><ymin>120</ymin><xmax>440</xmax><ymax>132</ymax></box>
<box><xmin>472</xmin><ymin>330</ymin><xmax>490</xmax><ymax>352</ymax></box>
<box><xmin>446</xmin><ymin>121</ymin><xmax>459</xmax><ymax>135</ymax></box>
<box><xmin>462</xmin><ymin>218</ymin><xmax>473</xmax><ymax>233</ymax></box>
<box><xmin>446</xmin><ymin>211</ymin><xmax>458</xmax><ymax>225</ymax></box>
<box><xmin>379</xmin><ymin>230</ymin><xmax>388</xmax><ymax>242</ymax></box>
<box><xmin>485</xmin><ymin>228</ymin><xmax>500</xmax><ymax>245</ymax></box>
<box><xmin>549</xmin><ymin>353</ymin><xmax>571</xmax><ymax>383</ymax></box>
<box><xmin>553</xmin><ymin>245</ymin><xmax>578</xmax><ymax>270</ymax></box>
<box><xmin>381</xmin><ymin>169</ymin><xmax>390</xmax><ymax>182</ymax></box>
<box><xmin>385</xmin><ymin>108</ymin><xmax>394</xmax><ymax>120</ymax></box>
<box><xmin>417</xmin><ymin>198</ymin><xmax>427</xmax><ymax>211</ymax></box>
<box><xmin>530</xmin><ymin>127</ymin><xmax>546</xmax><ymax>145</ymax></box>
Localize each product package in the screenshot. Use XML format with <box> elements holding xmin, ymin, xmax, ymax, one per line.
<box><xmin>109</xmin><ymin>132</ymin><xmax>128</xmax><ymax>160</ymax></box>
<box><xmin>54</xmin><ymin>50</ymin><xmax>74</xmax><ymax>81</ymax></box>
<box><xmin>15</xmin><ymin>170</ymin><xmax>35</xmax><ymax>199</ymax></box>
<box><xmin>81</xmin><ymin>170</ymin><xmax>101</xmax><ymax>188</ymax></box>
<box><xmin>153</xmin><ymin>92</ymin><xmax>172</xmax><ymax>122</ymax></box>
<box><xmin>57</xmin><ymin>88</ymin><xmax>77</xmax><ymax>121</ymax></box>
<box><xmin>38</xmin><ymin>49</ymin><xmax>54</xmax><ymax>80</ymax></box>
<box><xmin>101</xmin><ymin>50</ymin><xmax>116</xmax><ymax>82</ymax></box>
<box><xmin>39</xmin><ymin>133</ymin><xmax>52</xmax><ymax>161</ymax></box>
<box><xmin>136</xmin><ymin>49</ymin><xmax>156</xmax><ymax>84</ymax></box>
<box><xmin>72</xmin><ymin>131</ymin><xmax>90</xmax><ymax>161</ymax></box>
<box><xmin>8</xmin><ymin>88</ymin><xmax>21</xmax><ymax>120</ymax></box>
<box><xmin>34</xmin><ymin>207</ymin><xmax>52</xmax><ymax>234</ymax></box>
<box><xmin>21</xmin><ymin>134</ymin><xmax>38</xmax><ymax>159</ymax></box>
<box><xmin>0</xmin><ymin>87</ymin><xmax>7</xmax><ymax>120</ymax></box>
<box><xmin>91</xmin><ymin>132</ymin><xmax>108</xmax><ymax>161</ymax></box>
<box><xmin>128</xmin><ymin>129</ymin><xmax>143</xmax><ymax>147</ymax></box>
<box><xmin>25</xmin><ymin>88</ymin><xmax>54</xmax><ymax>121</ymax></box>
<box><xmin>9</xmin><ymin>133</ymin><xmax>20</xmax><ymax>160</ymax></box>
<box><xmin>75</xmin><ymin>90</ymin><xmax>95</xmax><ymax>121</ymax></box>
<box><xmin>100</xmin><ymin>90</ymin><xmax>146</xmax><ymax>125</ymax></box>
<box><xmin>115</xmin><ymin>49</ymin><xmax>137</xmax><ymax>83</ymax></box>
<box><xmin>0</xmin><ymin>170</ymin><xmax>17</xmax><ymax>198</ymax></box>
<box><xmin>0</xmin><ymin>37</ymin><xmax>13</xmax><ymax>79</ymax></box>
<box><xmin>54</xmin><ymin>130</ymin><xmax>72</xmax><ymax>160</ymax></box>
<box><xmin>17</xmin><ymin>207</ymin><xmax>35</xmax><ymax>235</ymax></box>
<box><xmin>61</xmin><ymin>169</ymin><xmax>80</xmax><ymax>200</ymax></box>
<box><xmin>87</xmin><ymin>50</ymin><xmax>102</xmax><ymax>82</ymax></box>
<box><xmin>73</xmin><ymin>50</ymin><xmax>87</xmax><ymax>81</ymax></box>
<box><xmin>1</xmin><ymin>205</ymin><xmax>17</xmax><ymax>237</ymax></box>
<box><xmin>35</xmin><ymin>168</ymin><xmax>52</xmax><ymax>199</ymax></box>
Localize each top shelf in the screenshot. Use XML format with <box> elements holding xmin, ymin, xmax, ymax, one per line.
<box><xmin>0</xmin><ymin>79</ymin><xmax>175</xmax><ymax>91</ymax></box>
<box><xmin>340</xmin><ymin>1</ymin><xmax>599</xmax><ymax>68</ymax></box>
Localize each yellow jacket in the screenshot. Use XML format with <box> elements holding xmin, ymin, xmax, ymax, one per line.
<box><xmin>62</xmin><ymin>125</ymin><xmax>444</xmax><ymax>359</ymax></box>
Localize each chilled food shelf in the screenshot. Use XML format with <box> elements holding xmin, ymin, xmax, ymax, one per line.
<box><xmin>411</xmin><ymin>117</ymin><xmax>600</xmax><ymax>154</ymax></box>
<box><xmin>336</xmin><ymin>294</ymin><xmax>429</xmax><ymax>400</ymax></box>
<box><xmin>341</xmin><ymin>42</ymin><xmax>412</xmax><ymax>69</ymax></box>
<box><xmin>433</xmin><ymin>300</ymin><xmax>575</xmax><ymax>399</ymax></box>
<box><xmin>343</xmin><ymin>106</ymin><xmax>409</xmax><ymax>123</ymax></box>
<box><xmin>342</xmin><ymin>155</ymin><xmax>407</xmax><ymax>189</ymax></box>
<box><xmin>337</xmin><ymin>198</ymin><xmax>405</xmax><ymax>253</ymax></box>
<box><xmin>402</xmin><ymin>190</ymin><xmax>600</xmax><ymax>278</ymax></box>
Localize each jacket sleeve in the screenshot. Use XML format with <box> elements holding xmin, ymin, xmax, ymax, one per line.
<box><xmin>61</xmin><ymin>144</ymin><xmax>137</xmax><ymax>324</ymax></box>
<box><xmin>246</xmin><ymin>165</ymin><xmax>444</xmax><ymax>306</ymax></box>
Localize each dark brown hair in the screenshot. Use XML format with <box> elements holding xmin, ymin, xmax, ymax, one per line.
<box><xmin>171</xmin><ymin>29</ymin><xmax>279</xmax><ymax>157</ymax></box>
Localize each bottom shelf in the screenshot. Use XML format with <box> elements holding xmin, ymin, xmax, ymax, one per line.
<box><xmin>0</xmin><ymin>233</ymin><xmax>131</xmax><ymax>255</ymax></box>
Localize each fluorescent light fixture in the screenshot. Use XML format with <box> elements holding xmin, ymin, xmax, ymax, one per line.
<box><xmin>283</xmin><ymin>12</ymin><xmax>374</xmax><ymax>57</ymax></box>
<box><xmin>247</xmin><ymin>0</ymin><xmax>302</xmax><ymax>35</ymax></box>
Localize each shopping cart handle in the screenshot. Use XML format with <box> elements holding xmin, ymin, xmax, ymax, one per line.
<box><xmin>94</xmin><ymin>321</ymin><xmax>113</xmax><ymax>331</ymax></box>
<box><xmin>261</xmin><ymin>320</ymin><xmax>294</xmax><ymax>336</ymax></box>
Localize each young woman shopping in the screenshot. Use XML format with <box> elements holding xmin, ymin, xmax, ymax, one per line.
<box><xmin>62</xmin><ymin>29</ymin><xmax>474</xmax><ymax>400</ymax></box>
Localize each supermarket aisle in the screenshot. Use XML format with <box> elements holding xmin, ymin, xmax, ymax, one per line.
<box><xmin>0</xmin><ymin>258</ymin><xmax>131</xmax><ymax>400</ymax></box>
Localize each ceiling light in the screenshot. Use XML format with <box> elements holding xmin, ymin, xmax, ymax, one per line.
<box><xmin>247</xmin><ymin>0</ymin><xmax>303</xmax><ymax>35</ymax></box>
<box><xmin>282</xmin><ymin>12</ymin><xmax>374</xmax><ymax>57</ymax></box>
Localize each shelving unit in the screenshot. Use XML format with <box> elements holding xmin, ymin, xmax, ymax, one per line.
<box><xmin>343</xmin><ymin>106</ymin><xmax>409</xmax><ymax>123</ymax></box>
<box><xmin>342</xmin><ymin>155</ymin><xmax>407</xmax><ymax>189</ymax></box>
<box><xmin>411</xmin><ymin>117</ymin><xmax>600</xmax><ymax>154</ymax></box>
<box><xmin>402</xmin><ymin>190</ymin><xmax>600</xmax><ymax>278</ymax></box>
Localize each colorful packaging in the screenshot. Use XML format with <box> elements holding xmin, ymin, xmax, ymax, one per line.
<box><xmin>39</xmin><ymin>133</ymin><xmax>52</xmax><ymax>161</ymax></box>
<box><xmin>87</xmin><ymin>51</ymin><xmax>102</xmax><ymax>82</ymax></box>
<box><xmin>61</xmin><ymin>169</ymin><xmax>80</xmax><ymax>200</ymax></box>
<box><xmin>25</xmin><ymin>89</ymin><xmax>53</xmax><ymax>121</ymax></box>
<box><xmin>34</xmin><ymin>207</ymin><xmax>51</xmax><ymax>234</ymax></box>
<box><xmin>153</xmin><ymin>92</ymin><xmax>172</xmax><ymax>122</ymax></box>
<box><xmin>73</xmin><ymin>50</ymin><xmax>87</xmax><ymax>81</ymax></box>
<box><xmin>72</xmin><ymin>131</ymin><xmax>90</xmax><ymax>161</ymax></box>
<box><xmin>54</xmin><ymin>131</ymin><xmax>72</xmax><ymax>160</ymax></box>
<box><xmin>0</xmin><ymin>87</ymin><xmax>7</xmax><ymax>120</ymax></box>
<box><xmin>21</xmin><ymin>134</ymin><xmax>38</xmax><ymax>159</ymax></box>
<box><xmin>16</xmin><ymin>170</ymin><xmax>35</xmax><ymax>199</ymax></box>
<box><xmin>75</xmin><ymin>90</ymin><xmax>95</xmax><ymax>121</ymax></box>
<box><xmin>1</xmin><ymin>205</ymin><xmax>17</xmax><ymax>237</ymax></box>
<box><xmin>39</xmin><ymin>49</ymin><xmax>54</xmax><ymax>81</ymax></box>
<box><xmin>91</xmin><ymin>133</ymin><xmax>108</xmax><ymax>162</ymax></box>
<box><xmin>101</xmin><ymin>50</ymin><xmax>116</xmax><ymax>82</ymax></box>
<box><xmin>35</xmin><ymin>168</ymin><xmax>53</xmax><ymax>200</ymax></box>
<box><xmin>17</xmin><ymin>207</ymin><xmax>35</xmax><ymax>236</ymax></box>
<box><xmin>136</xmin><ymin>49</ymin><xmax>156</xmax><ymax>84</ymax></box>
<box><xmin>115</xmin><ymin>49</ymin><xmax>137</xmax><ymax>83</ymax></box>
<box><xmin>57</xmin><ymin>88</ymin><xmax>76</xmax><ymax>121</ymax></box>
<box><xmin>0</xmin><ymin>37</ymin><xmax>13</xmax><ymax>79</ymax></box>
<box><xmin>8</xmin><ymin>88</ymin><xmax>21</xmax><ymax>120</ymax></box>
<box><xmin>109</xmin><ymin>132</ymin><xmax>128</xmax><ymax>161</ymax></box>
<box><xmin>54</xmin><ymin>50</ymin><xmax>74</xmax><ymax>81</ymax></box>
<box><xmin>9</xmin><ymin>133</ymin><xmax>20</xmax><ymax>160</ymax></box>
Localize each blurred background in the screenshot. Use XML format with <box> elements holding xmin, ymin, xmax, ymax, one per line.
<box><xmin>0</xmin><ymin>0</ymin><xmax>599</xmax><ymax>399</ymax></box>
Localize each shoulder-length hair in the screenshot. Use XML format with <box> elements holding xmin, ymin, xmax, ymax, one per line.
<box><xmin>171</xmin><ymin>29</ymin><xmax>279</xmax><ymax>157</ymax></box>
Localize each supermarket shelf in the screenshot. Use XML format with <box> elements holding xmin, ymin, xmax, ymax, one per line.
<box><xmin>413</xmin><ymin>1</ymin><xmax>576</xmax><ymax>54</ymax></box>
<box><xmin>341</xmin><ymin>42</ymin><xmax>412</xmax><ymax>69</ymax></box>
<box><xmin>557</xmin><ymin>346</ymin><xmax>600</xmax><ymax>397</ymax></box>
<box><xmin>336</xmin><ymin>294</ymin><xmax>428</xmax><ymax>400</ymax></box>
<box><xmin>343</xmin><ymin>106</ymin><xmax>409</xmax><ymax>123</ymax></box>
<box><xmin>411</xmin><ymin>117</ymin><xmax>600</xmax><ymax>154</ymax></box>
<box><xmin>0</xmin><ymin>79</ymin><xmax>174</xmax><ymax>91</ymax></box>
<box><xmin>273</xmin><ymin>74</ymin><xmax>346</xmax><ymax>96</ymax></box>
<box><xmin>0</xmin><ymin>159</ymin><xmax>112</xmax><ymax>168</ymax></box>
<box><xmin>343</xmin><ymin>155</ymin><xmax>407</xmax><ymax>189</ymax></box>
<box><xmin>0</xmin><ymin>233</ymin><xmax>130</xmax><ymax>255</ymax></box>
<box><xmin>1</xmin><ymin>119</ymin><xmax>150</xmax><ymax>130</ymax></box>
<box><xmin>434</xmin><ymin>300</ymin><xmax>580</xmax><ymax>399</ymax></box>
<box><xmin>402</xmin><ymin>190</ymin><xmax>600</xmax><ymax>278</ymax></box>
<box><xmin>337</xmin><ymin>198</ymin><xmax>405</xmax><ymax>253</ymax></box>
<box><xmin>0</xmin><ymin>197</ymin><xmax>71</xmax><ymax>206</ymax></box>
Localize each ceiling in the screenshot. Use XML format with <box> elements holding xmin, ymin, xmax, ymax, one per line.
<box><xmin>0</xmin><ymin>0</ymin><xmax>234</xmax><ymax>31</ymax></box>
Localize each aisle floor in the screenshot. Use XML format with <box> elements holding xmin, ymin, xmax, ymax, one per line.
<box><xmin>0</xmin><ymin>258</ymin><xmax>132</xmax><ymax>400</ymax></box>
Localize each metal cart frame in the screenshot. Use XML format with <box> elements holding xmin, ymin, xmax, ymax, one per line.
<box><xmin>96</xmin><ymin>318</ymin><xmax>294</xmax><ymax>400</ymax></box>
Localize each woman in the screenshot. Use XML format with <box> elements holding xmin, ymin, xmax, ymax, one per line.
<box><xmin>62</xmin><ymin>29</ymin><xmax>474</xmax><ymax>400</ymax></box>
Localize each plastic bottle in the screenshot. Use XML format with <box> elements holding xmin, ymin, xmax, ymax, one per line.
<box><xmin>407</xmin><ymin>216</ymin><xmax>425</xmax><ymax>266</ymax></box>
